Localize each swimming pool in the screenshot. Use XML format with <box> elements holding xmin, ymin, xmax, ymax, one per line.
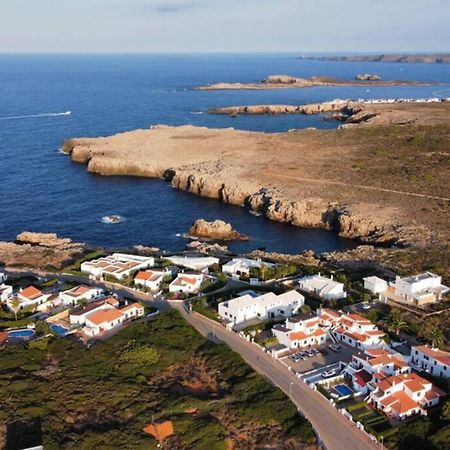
<box><xmin>8</xmin><ymin>329</ymin><xmax>35</xmax><ymax>338</ymax></box>
<box><xmin>333</xmin><ymin>384</ymin><xmax>354</xmax><ymax>398</ymax></box>
<box><xmin>50</xmin><ymin>324</ymin><xmax>69</xmax><ymax>336</ymax></box>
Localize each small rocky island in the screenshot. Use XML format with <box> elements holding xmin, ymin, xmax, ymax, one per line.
<box><xmin>188</xmin><ymin>219</ymin><xmax>249</xmax><ymax>241</ymax></box>
<box><xmin>197</xmin><ymin>73</ymin><xmax>426</xmax><ymax>90</ymax></box>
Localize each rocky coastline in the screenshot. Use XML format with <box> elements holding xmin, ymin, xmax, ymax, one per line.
<box><xmin>310</xmin><ymin>54</ymin><xmax>450</xmax><ymax>64</ymax></box>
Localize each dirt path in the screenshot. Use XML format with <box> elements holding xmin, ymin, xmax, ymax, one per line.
<box><xmin>268</xmin><ymin>172</ymin><xmax>450</xmax><ymax>202</ymax></box>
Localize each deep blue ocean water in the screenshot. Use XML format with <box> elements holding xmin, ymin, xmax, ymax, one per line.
<box><xmin>1</xmin><ymin>54</ymin><xmax>449</xmax><ymax>254</ymax></box>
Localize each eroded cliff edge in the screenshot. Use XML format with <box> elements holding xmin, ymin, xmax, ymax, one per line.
<box><xmin>62</xmin><ymin>103</ymin><xmax>450</xmax><ymax>254</ymax></box>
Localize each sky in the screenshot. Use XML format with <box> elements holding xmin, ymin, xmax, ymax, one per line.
<box><xmin>0</xmin><ymin>0</ymin><xmax>449</xmax><ymax>53</ymax></box>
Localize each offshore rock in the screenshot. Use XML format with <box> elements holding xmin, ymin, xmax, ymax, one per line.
<box><xmin>188</xmin><ymin>219</ymin><xmax>249</xmax><ymax>241</ymax></box>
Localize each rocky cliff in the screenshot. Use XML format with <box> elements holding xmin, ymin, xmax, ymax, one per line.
<box><xmin>62</xmin><ymin>113</ymin><xmax>450</xmax><ymax>251</ymax></box>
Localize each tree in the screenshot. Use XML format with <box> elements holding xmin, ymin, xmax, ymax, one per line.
<box><xmin>10</xmin><ymin>298</ymin><xmax>21</xmax><ymax>321</ymax></box>
<box><xmin>428</xmin><ymin>327</ymin><xmax>444</xmax><ymax>348</ymax></box>
<box><xmin>259</xmin><ymin>264</ymin><xmax>269</xmax><ymax>281</ymax></box>
<box><xmin>120</xmin><ymin>341</ymin><xmax>159</xmax><ymax>367</ymax></box>
<box><xmin>300</xmin><ymin>304</ymin><xmax>312</xmax><ymax>314</ymax></box>
<box><xmin>385</xmin><ymin>315</ymin><xmax>408</xmax><ymax>336</ymax></box>
<box><xmin>440</xmin><ymin>399</ymin><xmax>450</xmax><ymax>421</ymax></box>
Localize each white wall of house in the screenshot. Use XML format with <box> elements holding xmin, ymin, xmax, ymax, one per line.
<box><xmin>168</xmin><ymin>274</ymin><xmax>203</xmax><ymax>294</ymax></box>
<box><xmin>410</xmin><ymin>346</ymin><xmax>450</xmax><ymax>379</ymax></box>
<box><xmin>363</xmin><ymin>276</ymin><xmax>388</xmax><ymax>294</ymax></box>
<box><xmin>0</xmin><ymin>284</ymin><xmax>13</xmax><ymax>302</ymax></box>
<box><xmin>218</xmin><ymin>290</ymin><xmax>303</xmax><ymax>325</ymax></box>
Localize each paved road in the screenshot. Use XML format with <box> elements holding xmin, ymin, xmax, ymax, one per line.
<box><xmin>171</xmin><ymin>302</ymin><xmax>378</xmax><ymax>450</ymax></box>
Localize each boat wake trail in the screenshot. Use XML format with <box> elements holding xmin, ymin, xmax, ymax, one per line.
<box><xmin>0</xmin><ymin>111</ymin><xmax>72</xmax><ymax>120</ymax></box>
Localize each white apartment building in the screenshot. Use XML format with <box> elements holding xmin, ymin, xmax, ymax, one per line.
<box><xmin>218</xmin><ymin>290</ymin><xmax>304</xmax><ymax>326</ymax></box>
<box><xmin>80</xmin><ymin>253</ymin><xmax>154</xmax><ymax>280</ymax></box>
<box><xmin>381</xmin><ymin>272</ymin><xmax>449</xmax><ymax>306</ymax></box>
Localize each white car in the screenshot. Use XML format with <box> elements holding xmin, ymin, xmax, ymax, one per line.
<box><xmin>361</xmin><ymin>303</ymin><xmax>371</xmax><ymax>310</ymax></box>
<box><xmin>321</xmin><ymin>369</ymin><xmax>337</xmax><ymax>378</ymax></box>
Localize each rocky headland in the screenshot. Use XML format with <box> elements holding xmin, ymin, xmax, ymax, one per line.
<box><xmin>197</xmin><ymin>74</ymin><xmax>428</xmax><ymax>90</ymax></box>
<box><xmin>61</xmin><ymin>101</ymin><xmax>450</xmax><ymax>271</ymax></box>
<box><xmin>310</xmin><ymin>54</ymin><xmax>450</xmax><ymax>64</ymax></box>
<box><xmin>209</xmin><ymin>99</ymin><xmax>450</xmax><ymax>127</ymax></box>
<box><xmin>188</xmin><ymin>219</ymin><xmax>249</xmax><ymax>241</ymax></box>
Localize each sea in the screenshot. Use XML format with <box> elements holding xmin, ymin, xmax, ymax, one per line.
<box><xmin>0</xmin><ymin>53</ymin><xmax>449</xmax><ymax>254</ymax></box>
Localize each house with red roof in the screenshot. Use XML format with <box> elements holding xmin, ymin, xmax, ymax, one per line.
<box><xmin>344</xmin><ymin>348</ymin><xmax>411</xmax><ymax>394</ymax></box>
<box><xmin>272</xmin><ymin>313</ymin><xmax>327</xmax><ymax>349</ymax></box>
<box><xmin>369</xmin><ymin>372</ymin><xmax>445</xmax><ymax>420</ymax></box>
<box><xmin>317</xmin><ymin>308</ymin><xmax>385</xmax><ymax>350</ymax></box>
<box><xmin>169</xmin><ymin>273</ymin><xmax>204</xmax><ymax>294</ymax></box>
<box><xmin>7</xmin><ymin>286</ymin><xmax>52</xmax><ymax>312</ymax></box>
<box><xmin>134</xmin><ymin>269</ymin><xmax>167</xmax><ymax>292</ymax></box>
<box><xmin>83</xmin><ymin>301</ymin><xmax>144</xmax><ymax>337</ymax></box>
<box><xmin>410</xmin><ymin>345</ymin><xmax>450</xmax><ymax>379</ymax></box>
<box><xmin>59</xmin><ymin>284</ymin><xmax>102</xmax><ymax>306</ymax></box>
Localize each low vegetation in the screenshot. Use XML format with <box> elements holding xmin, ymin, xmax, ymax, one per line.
<box><xmin>0</xmin><ymin>310</ymin><xmax>317</xmax><ymax>449</ymax></box>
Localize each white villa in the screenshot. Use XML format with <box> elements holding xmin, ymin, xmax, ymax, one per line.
<box><xmin>298</xmin><ymin>274</ymin><xmax>346</xmax><ymax>301</ymax></box>
<box><xmin>381</xmin><ymin>272</ymin><xmax>449</xmax><ymax>306</ymax></box>
<box><xmin>410</xmin><ymin>345</ymin><xmax>450</xmax><ymax>379</ymax></box>
<box><xmin>272</xmin><ymin>313</ymin><xmax>327</xmax><ymax>349</ymax></box>
<box><xmin>222</xmin><ymin>258</ymin><xmax>275</xmax><ymax>278</ymax></box>
<box><xmin>59</xmin><ymin>285</ymin><xmax>102</xmax><ymax>306</ymax></box>
<box><xmin>68</xmin><ymin>296</ymin><xmax>144</xmax><ymax>337</ymax></box>
<box><xmin>316</xmin><ymin>308</ymin><xmax>385</xmax><ymax>350</ymax></box>
<box><xmin>80</xmin><ymin>253</ymin><xmax>155</xmax><ymax>280</ymax></box>
<box><xmin>134</xmin><ymin>270</ymin><xmax>167</xmax><ymax>292</ymax></box>
<box><xmin>166</xmin><ymin>256</ymin><xmax>219</xmax><ymax>272</ymax></box>
<box><xmin>83</xmin><ymin>302</ymin><xmax>144</xmax><ymax>337</ymax></box>
<box><xmin>169</xmin><ymin>273</ymin><xmax>204</xmax><ymax>295</ymax></box>
<box><xmin>218</xmin><ymin>290</ymin><xmax>304</xmax><ymax>326</ymax></box>
<box><xmin>7</xmin><ymin>286</ymin><xmax>52</xmax><ymax>312</ymax></box>
<box><xmin>0</xmin><ymin>284</ymin><xmax>12</xmax><ymax>302</ymax></box>
<box><xmin>369</xmin><ymin>372</ymin><xmax>444</xmax><ymax>420</ymax></box>
<box><xmin>69</xmin><ymin>297</ymin><xmax>120</xmax><ymax>326</ymax></box>
<box><xmin>363</xmin><ymin>276</ymin><xmax>388</xmax><ymax>294</ymax></box>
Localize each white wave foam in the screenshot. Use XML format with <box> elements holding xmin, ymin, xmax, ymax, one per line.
<box><xmin>190</xmin><ymin>111</ymin><xmax>203</xmax><ymax>115</ymax></box>
<box><xmin>0</xmin><ymin>111</ymin><xmax>71</xmax><ymax>120</ymax></box>
<box><xmin>101</xmin><ymin>215</ymin><xmax>124</xmax><ymax>224</ymax></box>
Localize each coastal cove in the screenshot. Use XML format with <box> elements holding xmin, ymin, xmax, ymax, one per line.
<box><xmin>1</xmin><ymin>54</ymin><xmax>449</xmax><ymax>255</ymax></box>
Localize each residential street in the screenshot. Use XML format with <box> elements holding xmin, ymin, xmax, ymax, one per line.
<box><xmin>171</xmin><ymin>302</ymin><xmax>379</xmax><ymax>450</ymax></box>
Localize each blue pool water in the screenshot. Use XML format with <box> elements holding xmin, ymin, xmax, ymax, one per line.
<box><xmin>334</xmin><ymin>384</ymin><xmax>354</xmax><ymax>397</ymax></box>
<box><xmin>1</xmin><ymin>54</ymin><xmax>448</xmax><ymax>254</ymax></box>
<box><xmin>8</xmin><ymin>329</ymin><xmax>35</xmax><ymax>338</ymax></box>
<box><xmin>50</xmin><ymin>324</ymin><xmax>69</xmax><ymax>336</ymax></box>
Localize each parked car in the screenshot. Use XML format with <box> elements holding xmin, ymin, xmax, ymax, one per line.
<box><xmin>361</xmin><ymin>303</ymin><xmax>371</xmax><ymax>310</ymax></box>
<box><xmin>306</xmin><ymin>349</ymin><xmax>315</xmax><ymax>357</ymax></box>
<box><xmin>329</xmin><ymin>344</ymin><xmax>341</xmax><ymax>352</ymax></box>
<box><xmin>321</xmin><ymin>369</ymin><xmax>337</xmax><ymax>378</ymax></box>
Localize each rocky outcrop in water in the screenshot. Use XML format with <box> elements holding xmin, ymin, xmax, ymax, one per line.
<box><xmin>186</xmin><ymin>240</ymin><xmax>230</xmax><ymax>254</ymax></box>
<box><xmin>188</xmin><ymin>219</ymin><xmax>249</xmax><ymax>241</ymax></box>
